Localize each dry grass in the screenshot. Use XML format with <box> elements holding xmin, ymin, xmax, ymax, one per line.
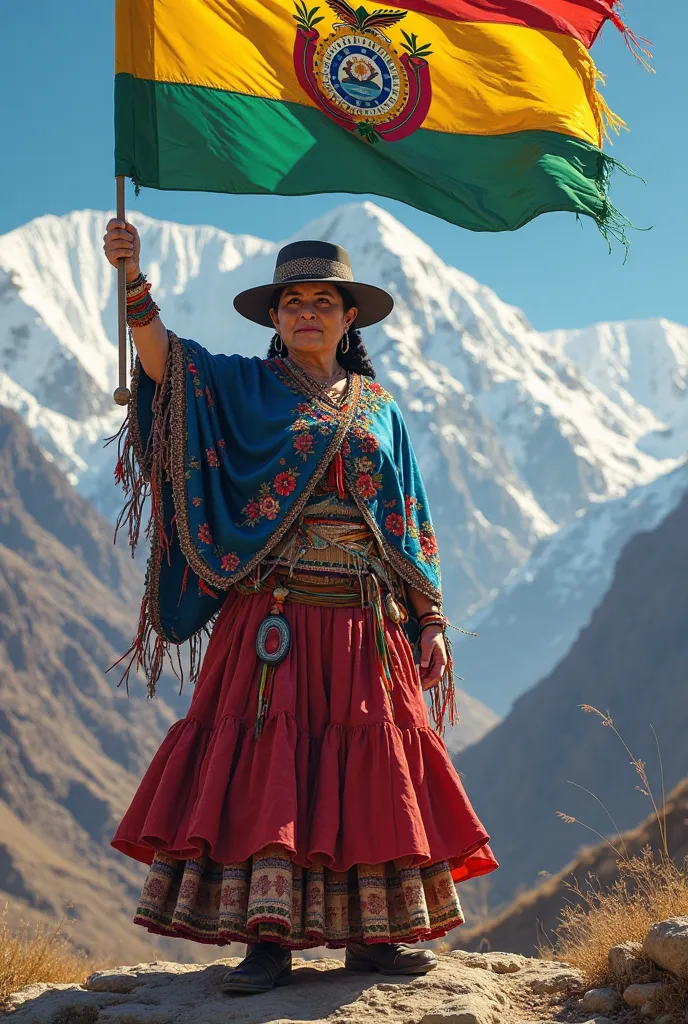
<box><xmin>0</xmin><ymin>904</ymin><xmax>103</xmax><ymax>1009</ymax></box>
<box><xmin>549</xmin><ymin>848</ymin><xmax>688</xmax><ymax>986</ymax></box>
<box><xmin>542</xmin><ymin>706</ymin><xmax>688</xmax><ymax>1018</ymax></box>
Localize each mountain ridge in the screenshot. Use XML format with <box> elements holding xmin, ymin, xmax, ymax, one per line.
<box><xmin>454</xmin><ymin>486</ymin><xmax>688</xmax><ymax>908</ymax></box>
<box><xmin>1</xmin><ymin>203</ymin><xmax>683</xmax><ymax>624</ymax></box>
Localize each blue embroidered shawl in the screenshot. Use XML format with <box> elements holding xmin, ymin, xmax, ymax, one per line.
<box><xmin>118</xmin><ymin>333</ymin><xmax>441</xmax><ymax>688</ymax></box>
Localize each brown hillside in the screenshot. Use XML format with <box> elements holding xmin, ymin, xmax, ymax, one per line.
<box><xmin>454</xmin><ymin>776</ymin><xmax>688</xmax><ymax>955</ymax></box>
<box><xmin>454</xmin><ymin>486</ymin><xmax>688</xmax><ymax>909</ymax></box>
<box><xmin>0</xmin><ymin>407</ymin><xmax>218</xmax><ymax>962</ymax></box>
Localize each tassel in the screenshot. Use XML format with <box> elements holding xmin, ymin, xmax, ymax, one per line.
<box><xmin>107</xmin><ymin>408</ymin><xmax>149</xmax><ymax>558</ymax></box>
<box><xmin>428</xmin><ymin>631</ymin><xmax>458</xmax><ymax>738</ymax></box>
<box><xmin>178</xmin><ymin>563</ymin><xmax>190</xmax><ymax>606</ymax></box>
<box><xmin>327</xmin><ymin>450</ymin><xmax>346</xmax><ymax>499</ymax></box>
<box><xmin>371</xmin><ymin>578</ymin><xmax>394</xmax><ymax>698</ymax></box>
<box><xmin>109</xmin><ymin>583</ymin><xmax>215</xmax><ymax>700</ymax></box>
<box><xmin>255</xmin><ymin>661</ymin><xmax>276</xmax><ymax>739</ymax></box>
<box><xmin>198</xmin><ymin>579</ymin><xmax>218</xmax><ymax>599</ymax></box>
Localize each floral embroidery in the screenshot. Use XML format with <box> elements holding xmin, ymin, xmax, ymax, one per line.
<box><xmin>405</xmin><ymin>495</ymin><xmax>421</xmax><ymax>540</ymax></box>
<box><xmin>365</xmin><ymin>892</ymin><xmax>386</xmax><ymax>915</ymax></box>
<box><xmin>293</xmin><ymin>433</ymin><xmax>314</xmax><ymax>458</ymax></box>
<box><xmin>260</xmin><ymin>495</ymin><xmax>280</xmax><ymax>521</ymax></box>
<box><xmin>221</xmin><ymin>552</ymin><xmax>240</xmax><ymax>573</ymax></box>
<box><xmin>135</xmin><ymin>848</ymin><xmax>462</xmax><ymax>946</ymax></box>
<box><xmin>307</xmin><ymin>885</ymin><xmax>323</xmax><ymax>909</ymax></box>
<box><xmin>274</xmin><ymin>470</ymin><xmax>298</xmax><ymax>496</ymax></box>
<box><xmin>359</xmin><ymin>432</ymin><xmax>379</xmax><ymax>453</ymax></box>
<box><xmin>197</xmin><ymin>523</ymin><xmax>213</xmax><ymax>545</ymax></box>
<box><xmin>419</xmin><ymin>521</ymin><xmax>439</xmax><ymax>562</ymax></box>
<box><xmin>385</xmin><ymin>512</ymin><xmax>405</xmax><ymax>537</ymax></box>
<box><xmin>355</xmin><ymin>473</ymin><xmax>379</xmax><ymax>500</ymax></box>
<box><xmin>179</xmin><ymin>879</ymin><xmax>197</xmax><ymax>900</ymax></box>
<box><xmin>206</xmin><ymin>448</ymin><xmax>219</xmax><ymax>468</ymax></box>
<box><xmin>354</xmin><ymin>377</ymin><xmax>394</xmax><ymax>434</ymax></box>
<box><xmin>192</xmin><ymin>497</ymin><xmax>202</xmax><ymax>508</ymax></box>
<box><xmin>353</xmin><ymin>455</ymin><xmax>383</xmax><ymax>501</ymax></box>
<box><xmin>288</xmin><ymin>394</ymin><xmax>336</xmax><ymax>460</ymax></box>
<box><xmin>189</xmin><ymin>455</ymin><xmax>201</xmax><ymax>471</ymax></box>
<box><xmin>244</xmin><ymin>500</ymin><xmax>261</xmax><ymax>524</ymax></box>
<box><xmin>217</xmin><ymin>439</ymin><xmax>226</xmax><ymax>449</ymax></box>
<box><xmin>254</xmin><ymin>874</ymin><xmax>271</xmax><ymax>897</ymax></box>
<box><xmin>143</xmin><ymin>877</ymin><xmax>166</xmax><ymax>899</ymax></box>
<box><xmin>239</xmin><ymin>460</ymin><xmax>300</xmax><ymax>528</ymax></box>
<box><xmin>221</xmin><ymin>885</ymin><xmax>242</xmax><ymax>908</ymax></box>
<box><xmin>186</xmin><ymin>359</ymin><xmax>203</xmax><ymax>398</ymax></box>
<box><xmin>437</xmin><ymin>877</ymin><xmax>454</xmax><ymax>900</ymax></box>
<box><xmin>205</xmin><ymin>385</ymin><xmax>214</xmax><ymax>408</ymax></box>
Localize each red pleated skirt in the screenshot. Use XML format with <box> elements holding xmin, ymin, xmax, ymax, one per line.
<box><xmin>112</xmin><ymin>588</ymin><xmax>497</xmax><ymax>942</ymax></box>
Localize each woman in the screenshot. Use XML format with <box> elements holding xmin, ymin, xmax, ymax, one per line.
<box><xmin>103</xmin><ymin>220</ymin><xmax>497</xmax><ymax>994</ymax></box>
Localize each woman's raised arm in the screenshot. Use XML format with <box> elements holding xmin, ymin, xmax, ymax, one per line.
<box><xmin>103</xmin><ymin>219</ymin><xmax>169</xmax><ymax>383</ymax></box>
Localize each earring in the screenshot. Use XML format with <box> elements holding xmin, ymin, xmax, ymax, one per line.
<box><xmin>340</xmin><ymin>330</ymin><xmax>350</xmax><ymax>354</ymax></box>
<box><xmin>274</xmin><ymin>334</ymin><xmax>284</xmax><ymax>353</ymax></box>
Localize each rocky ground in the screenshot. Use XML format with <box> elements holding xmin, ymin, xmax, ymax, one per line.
<box><xmin>1</xmin><ymin>950</ymin><xmax>602</xmax><ymax>1024</ymax></box>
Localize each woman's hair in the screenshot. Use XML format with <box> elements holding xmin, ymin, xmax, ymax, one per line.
<box><xmin>266</xmin><ymin>285</ymin><xmax>376</xmax><ymax>379</ymax></box>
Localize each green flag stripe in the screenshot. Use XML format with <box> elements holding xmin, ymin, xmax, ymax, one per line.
<box><xmin>115</xmin><ymin>74</ymin><xmax>626</xmax><ymax>237</ymax></box>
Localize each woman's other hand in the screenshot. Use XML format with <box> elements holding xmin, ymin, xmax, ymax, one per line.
<box><xmin>419</xmin><ymin>624</ymin><xmax>447</xmax><ymax>690</ymax></box>
<box><xmin>104</xmin><ymin>219</ymin><xmax>141</xmax><ymax>283</ymax></box>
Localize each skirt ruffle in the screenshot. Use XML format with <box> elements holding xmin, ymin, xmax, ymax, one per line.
<box><xmin>112</xmin><ymin>588</ymin><xmax>497</xmax><ymax>945</ymax></box>
<box><xmin>134</xmin><ymin>846</ymin><xmax>464</xmax><ymax>949</ymax></box>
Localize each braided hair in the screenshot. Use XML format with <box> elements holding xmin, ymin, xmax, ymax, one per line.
<box><xmin>266</xmin><ymin>286</ymin><xmax>376</xmax><ymax>379</ymax></box>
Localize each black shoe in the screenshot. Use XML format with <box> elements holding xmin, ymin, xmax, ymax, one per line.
<box><xmin>221</xmin><ymin>941</ymin><xmax>293</xmax><ymax>994</ymax></box>
<box><xmin>345</xmin><ymin>941</ymin><xmax>438</xmax><ymax>976</ymax></box>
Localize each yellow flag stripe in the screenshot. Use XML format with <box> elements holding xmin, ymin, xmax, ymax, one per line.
<box><xmin>116</xmin><ymin>0</ymin><xmax>604</xmax><ymax>146</ymax></box>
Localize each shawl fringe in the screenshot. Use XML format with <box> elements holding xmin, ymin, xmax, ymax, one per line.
<box><xmin>107</xmin><ymin>355</ymin><xmax>210</xmax><ymax>698</ymax></box>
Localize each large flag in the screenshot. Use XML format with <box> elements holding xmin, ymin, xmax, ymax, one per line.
<box><xmin>115</xmin><ymin>0</ymin><xmax>640</xmax><ymax>239</ymax></box>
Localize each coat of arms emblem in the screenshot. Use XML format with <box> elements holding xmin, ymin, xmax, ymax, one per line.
<box><xmin>293</xmin><ymin>0</ymin><xmax>433</xmax><ymax>143</ymax></box>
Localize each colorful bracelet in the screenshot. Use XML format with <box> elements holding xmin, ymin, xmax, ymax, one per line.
<box><xmin>125</xmin><ymin>272</ymin><xmax>146</xmax><ymax>294</ymax></box>
<box><xmin>418</xmin><ymin>617</ymin><xmax>446</xmax><ymax>636</ymax></box>
<box><xmin>126</xmin><ymin>272</ymin><xmax>160</xmax><ymax>327</ymax></box>
<box><xmin>418</xmin><ymin>610</ymin><xmax>446</xmax><ymax>629</ymax></box>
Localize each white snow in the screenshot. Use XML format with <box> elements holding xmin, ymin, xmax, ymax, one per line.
<box><xmin>0</xmin><ymin>201</ymin><xmax>684</xmax><ymax>631</ymax></box>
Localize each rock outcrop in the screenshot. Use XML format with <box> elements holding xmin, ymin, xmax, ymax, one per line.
<box><xmin>644</xmin><ymin>917</ymin><xmax>688</xmax><ymax>980</ymax></box>
<box><xmin>3</xmin><ymin>952</ymin><xmax>584</xmax><ymax>1024</ymax></box>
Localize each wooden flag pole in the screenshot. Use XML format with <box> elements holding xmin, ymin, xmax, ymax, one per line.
<box><xmin>113</xmin><ymin>175</ymin><xmax>131</xmax><ymax>406</ymax></box>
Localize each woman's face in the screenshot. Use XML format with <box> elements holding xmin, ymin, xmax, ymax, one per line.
<box><xmin>269</xmin><ymin>283</ymin><xmax>358</xmax><ymax>359</ymax></box>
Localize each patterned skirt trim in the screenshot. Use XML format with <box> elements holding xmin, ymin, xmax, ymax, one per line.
<box><xmin>134</xmin><ymin>844</ymin><xmax>463</xmax><ymax>949</ymax></box>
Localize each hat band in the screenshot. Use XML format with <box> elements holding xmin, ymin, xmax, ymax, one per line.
<box><xmin>273</xmin><ymin>256</ymin><xmax>354</xmax><ymax>284</ymax></box>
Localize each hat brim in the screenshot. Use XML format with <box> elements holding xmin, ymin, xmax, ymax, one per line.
<box><xmin>233</xmin><ymin>278</ymin><xmax>394</xmax><ymax>330</ymax></box>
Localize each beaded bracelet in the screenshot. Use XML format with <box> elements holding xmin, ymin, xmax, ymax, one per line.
<box><xmin>419</xmin><ymin>620</ymin><xmax>446</xmax><ymax>636</ymax></box>
<box><xmin>126</xmin><ymin>272</ymin><xmax>160</xmax><ymax>327</ymax></box>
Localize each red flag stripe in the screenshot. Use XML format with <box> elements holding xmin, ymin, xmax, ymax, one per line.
<box><xmin>386</xmin><ymin>0</ymin><xmax>621</xmax><ymax>48</ymax></box>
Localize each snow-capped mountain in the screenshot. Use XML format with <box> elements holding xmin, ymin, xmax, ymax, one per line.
<box><xmin>0</xmin><ymin>203</ymin><xmax>682</xmax><ymax>623</ymax></box>
<box><xmin>453</xmin><ymin>458</ymin><xmax>688</xmax><ymax>715</ymax></box>
<box><xmin>547</xmin><ymin>318</ymin><xmax>688</xmax><ymax>459</ymax></box>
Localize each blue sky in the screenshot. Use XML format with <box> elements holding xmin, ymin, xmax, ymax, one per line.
<box><xmin>1</xmin><ymin>1</ymin><xmax>685</xmax><ymax>330</ymax></box>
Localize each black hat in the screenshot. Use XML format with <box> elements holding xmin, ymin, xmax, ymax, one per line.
<box><xmin>233</xmin><ymin>240</ymin><xmax>394</xmax><ymax>329</ymax></box>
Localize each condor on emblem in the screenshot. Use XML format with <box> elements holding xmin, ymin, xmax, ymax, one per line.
<box><xmin>293</xmin><ymin>0</ymin><xmax>433</xmax><ymax>143</ymax></box>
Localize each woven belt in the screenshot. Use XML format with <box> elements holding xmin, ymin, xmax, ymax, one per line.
<box><xmin>235</xmin><ymin>572</ymin><xmax>374</xmax><ymax>608</ymax></box>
